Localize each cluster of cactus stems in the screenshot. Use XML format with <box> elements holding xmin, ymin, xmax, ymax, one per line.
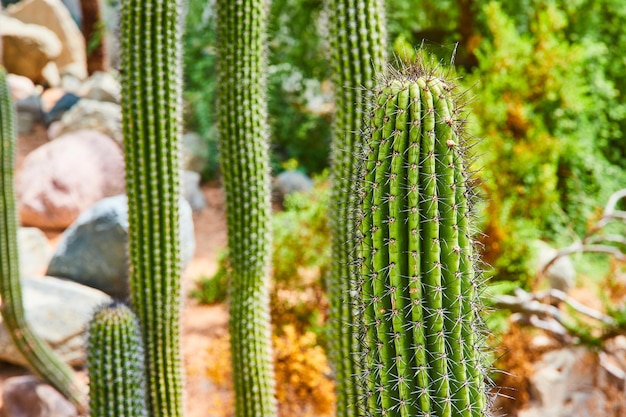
<box><xmin>215</xmin><ymin>1</ymin><xmax>277</xmax><ymax>416</ymax></box>
<box><xmin>119</xmin><ymin>0</ymin><xmax>185</xmax><ymax>416</ymax></box>
<box><xmin>325</xmin><ymin>1</ymin><xmax>387</xmax><ymax>416</ymax></box>
<box><xmin>0</xmin><ymin>67</ymin><xmax>86</xmax><ymax>411</ymax></box>
<box><xmin>87</xmin><ymin>302</ymin><xmax>148</xmax><ymax>417</ymax></box>
<box><xmin>354</xmin><ymin>64</ymin><xmax>489</xmax><ymax>417</ymax></box>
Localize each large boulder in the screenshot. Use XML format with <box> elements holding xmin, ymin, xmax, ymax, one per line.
<box><xmin>0</xmin><ymin>15</ymin><xmax>62</xmax><ymax>83</ymax></box>
<box><xmin>0</xmin><ymin>276</ymin><xmax>111</xmax><ymax>367</ymax></box>
<box><xmin>2</xmin><ymin>376</ymin><xmax>77</xmax><ymax>417</ymax></box>
<box><xmin>47</xmin><ymin>194</ymin><xmax>196</xmax><ymax>300</ymax></box>
<box><xmin>533</xmin><ymin>240</ymin><xmax>576</xmax><ymax>293</ymax></box>
<box><xmin>17</xmin><ymin>130</ymin><xmax>125</xmax><ymax>229</ymax></box>
<box><xmin>7</xmin><ymin>0</ymin><xmax>87</xmax><ymax>79</ymax></box>
<box><xmin>49</xmin><ymin>99</ymin><xmax>123</xmax><ymax>145</ymax></box>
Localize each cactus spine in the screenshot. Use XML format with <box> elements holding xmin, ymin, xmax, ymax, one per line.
<box><xmin>120</xmin><ymin>1</ymin><xmax>184</xmax><ymax>416</ymax></box>
<box><xmin>0</xmin><ymin>67</ymin><xmax>86</xmax><ymax>410</ymax></box>
<box><xmin>356</xmin><ymin>65</ymin><xmax>488</xmax><ymax>417</ymax></box>
<box><xmin>325</xmin><ymin>1</ymin><xmax>386</xmax><ymax>415</ymax></box>
<box><xmin>216</xmin><ymin>1</ymin><xmax>276</xmax><ymax>417</ymax></box>
<box><xmin>87</xmin><ymin>302</ymin><xmax>148</xmax><ymax>417</ymax></box>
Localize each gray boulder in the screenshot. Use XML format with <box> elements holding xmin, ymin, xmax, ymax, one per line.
<box><xmin>273</xmin><ymin>170</ymin><xmax>313</xmax><ymax>203</ymax></box>
<box><xmin>182</xmin><ymin>170</ymin><xmax>206</xmax><ymax>211</ymax></box>
<box><xmin>0</xmin><ymin>276</ymin><xmax>111</xmax><ymax>367</ymax></box>
<box><xmin>181</xmin><ymin>132</ymin><xmax>209</xmax><ymax>174</ymax></box>
<box><xmin>2</xmin><ymin>375</ymin><xmax>77</xmax><ymax>417</ymax></box>
<box><xmin>47</xmin><ymin>194</ymin><xmax>196</xmax><ymax>300</ymax></box>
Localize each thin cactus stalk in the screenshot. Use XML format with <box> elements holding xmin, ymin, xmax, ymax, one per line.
<box><xmin>325</xmin><ymin>1</ymin><xmax>386</xmax><ymax>415</ymax></box>
<box><xmin>120</xmin><ymin>1</ymin><xmax>185</xmax><ymax>416</ymax></box>
<box><xmin>216</xmin><ymin>1</ymin><xmax>277</xmax><ymax>416</ymax></box>
<box><xmin>0</xmin><ymin>66</ymin><xmax>86</xmax><ymax>411</ymax></box>
<box><xmin>355</xmin><ymin>64</ymin><xmax>489</xmax><ymax>417</ymax></box>
<box><xmin>87</xmin><ymin>302</ymin><xmax>148</xmax><ymax>417</ymax></box>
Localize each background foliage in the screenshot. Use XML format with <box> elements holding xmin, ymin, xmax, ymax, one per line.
<box><xmin>185</xmin><ymin>0</ymin><xmax>626</xmax><ymax>296</ymax></box>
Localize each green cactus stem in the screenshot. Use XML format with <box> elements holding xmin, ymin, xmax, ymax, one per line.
<box><xmin>355</xmin><ymin>64</ymin><xmax>489</xmax><ymax>417</ymax></box>
<box><xmin>120</xmin><ymin>1</ymin><xmax>184</xmax><ymax>416</ymax></box>
<box><xmin>0</xmin><ymin>66</ymin><xmax>86</xmax><ymax>410</ymax></box>
<box><xmin>215</xmin><ymin>1</ymin><xmax>277</xmax><ymax>416</ymax></box>
<box><xmin>87</xmin><ymin>302</ymin><xmax>148</xmax><ymax>417</ymax></box>
<box><xmin>325</xmin><ymin>1</ymin><xmax>386</xmax><ymax>415</ymax></box>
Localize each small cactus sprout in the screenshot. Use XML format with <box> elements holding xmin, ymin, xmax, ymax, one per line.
<box><xmin>0</xmin><ymin>66</ymin><xmax>86</xmax><ymax>410</ymax></box>
<box><xmin>87</xmin><ymin>302</ymin><xmax>148</xmax><ymax>417</ymax></box>
<box><xmin>325</xmin><ymin>1</ymin><xmax>387</xmax><ymax>415</ymax></box>
<box><xmin>355</xmin><ymin>63</ymin><xmax>489</xmax><ymax>417</ymax></box>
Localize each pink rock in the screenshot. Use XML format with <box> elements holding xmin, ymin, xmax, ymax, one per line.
<box><xmin>2</xmin><ymin>375</ymin><xmax>77</xmax><ymax>417</ymax></box>
<box><xmin>7</xmin><ymin>73</ymin><xmax>37</xmax><ymax>101</ymax></box>
<box><xmin>17</xmin><ymin>130</ymin><xmax>125</xmax><ymax>229</ymax></box>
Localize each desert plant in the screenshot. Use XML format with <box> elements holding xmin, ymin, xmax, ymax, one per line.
<box><xmin>0</xmin><ymin>66</ymin><xmax>86</xmax><ymax>410</ymax></box>
<box><xmin>215</xmin><ymin>1</ymin><xmax>277</xmax><ymax>416</ymax></box>
<box><xmin>354</xmin><ymin>63</ymin><xmax>489</xmax><ymax>417</ymax></box>
<box><xmin>325</xmin><ymin>1</ymin><xmax>387</xmax><ymax>415</ymax></box>
<box><xmin>87</xmin><ymin>301</ymin><xmax>148</xmax><ymax>417</ymax></box>
<box><xmin>119</xmin><ymin>0</ymin><xmax>184</xmax><ymax>415</ymax></box>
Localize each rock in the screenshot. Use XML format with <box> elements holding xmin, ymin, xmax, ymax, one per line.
<box><xmin>79</xmin><ymin>71</ymin><xmax>120</xmax><ymax>103</ymax></box>
<box><xmin>273</xmin><ymin>170</ymin><xmax>314</xmax><ymax>203</ymax></box>
<box><xmin>17</xmin><ymin>130</ymin><xmax>125</xmax><ymax>229</ymax></box>
<box><xmin>15</xmin><ymin>94</ymin><xmax>44</xmax><ymax>133</ymax></box>
<box><xmin>47</xmin><ymin>194</ymin><xmax>196</xmax><ymax>300</ymax></box>
<box><xmin>18</xmin><ymin>227</ymin><xmax>53</xmax><ymax>277</ymax></box>
<box><xmin>41</xmin><ymin>61</ymin><xmax>61</xmax><ymax>87</ymax></box>
<box><xmin>0</xmin><ymin>14</ymin><xmax>62</xmax><ymax>83</ymax></box>
<box><xmin>49</xmin><ymin>99</ymin><xmax>122</xmax><ymax>145</ymax></box>
<box><xmin>7</xmin><ymin>74</ymin><xmax>37</xmax><ymax>101</ymax></box>
<box><xmin>534</xmin><ymin>240</ymin><xmax>576</xmax><ymax>293</ymax></box>
<box><xmin>7</xmin><ymin>0</ymin><xmax>88</xmax><ymax>80</ymax></box>
<box><xmin>0</xmin><ymin>276</ymin><xmax>111</xmax><ymax>367</ymax></box>
<box><xmin>2</xmin><ymin>376</ymin><xmax>77</xmax><ymax>417</ymax></box>
<box><xmin>181</xmin><ymin>132</ymin><xmax>209</xmax><ymax>174</ymax></box>
<box><xmin>44</xmin><ymin>92</ymin><xmax>80</xmax><ymax>125</ymax></box>
<box><xmin>182</xmin><ymin>170</ymin><xmax>206</xmax><ymax>211</ymax></box>
<box><xmin>519</xmin><ymin>347</ymin><xmax>613</xmax><ymax>417</ymax></box>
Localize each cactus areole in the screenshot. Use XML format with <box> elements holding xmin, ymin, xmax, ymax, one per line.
<box><xmin>355</xmin><ymin>65</ymin><xmax>489</xmax><ymax>417</ymax></box>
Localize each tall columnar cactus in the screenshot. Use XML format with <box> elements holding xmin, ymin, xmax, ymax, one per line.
<box><xmin>325</xmin><ymin>1</ymin><xmax>387</xmax><ymax>415</ymax></box>
<box><xmin>215</xmin><ymin>1</ymin><xmax>276</xmax><ymax>417</ymax></box>
<box><xmin>355</xmin><ymin>65</ymin><xmax>489</xmax><ymax>417</ymax></box>
<box><xmin>87</xmin><ymin>302</ymin><xmax>148</xmax><ymax>417</ymax></box>
<box><xmin>120</xmin><ymin>1</ymin><xmax>184</xmax><ymax>416</ymax></box>
<box><xmin>0</xmin><ymin>67</ymin><xmax>86</xmax><ymax>410</ymax></box>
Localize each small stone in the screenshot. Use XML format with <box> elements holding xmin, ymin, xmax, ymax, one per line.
<box><xmin>18</xmin><ymin>227</ymin><xmax>53</xmax><ymax>277</ymax></box>
<box><xmin>79</xmin><ymin>71</ymin><xmax>120</xmax><ymax>103</ymax></box>
<box><xmin>49</xmin><ymin>99</ymin><xmax>122</xmax><ymax>145</ymax></box>
<box><xmin>2</xmin><ymin>376</ymin><xmax>77</xmax><ymax>417</ymax></box>
<box><xmin>7</xmin><ymin>74</ymin><xmax>37</xmax><ymax>101</ymax></box>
